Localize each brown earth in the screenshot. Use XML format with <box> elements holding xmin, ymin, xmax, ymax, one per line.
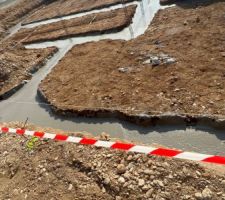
<box><xmin>0</xmin><ymin>0</ymin><xmax>59</xmax><ymax>99</ymax></box>
<box><xmin>0</xmin><ymin>0</ymin><xmax>46</xmax><ymax>40</ymax></box>
<box><xmin>0</xmin><ymin>122</ymin><xmax>224</xmax><ymax>200</ymax></box>
<box><xmin>0</xmin><ymin>42</ymin><xmax>57</xmax><ymax>98</ymax></box>
<box><xmin>12</xmin><ymin>5</ymin><xmax>137</xmax><ymax>44</ymax></box>
<box><xmin>39</xmin><ymin>1</ymin><xmax>225</xmax><ymax>118</ymax></box>
<box><xmin>23</xmin><ymin>0</ymin><xmax>141</xmax><ymax>25</ymax></box>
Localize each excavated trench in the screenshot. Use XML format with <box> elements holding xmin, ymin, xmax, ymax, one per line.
<box><xmin>0</xmin><ymin>0</ymin><xmax>224</xmax><ymax>156</ymax></box>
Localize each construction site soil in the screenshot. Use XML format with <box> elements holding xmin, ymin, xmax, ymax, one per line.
<box><xmin>0</xmin><ymin>43</ymin><xmax>57</xmax><ymax>99</ymax></box>
<box><xmin>0</xmin><ymin>0</ymin><xmax>46</xmax><ymax>40</ymax></box>
<box><xmin>13</xmin><ymin>5</ymin><xmax>137</xmax><ymax>44</ymax></box>
<box><xmin>0</xmin><ymin>122</ymin><xmax>224</xmax><ymax>200</ymax></box>
<box><xmin>39</xmin><ymin>1</ymin><xmax>225</xmax><ymax>120</ymax></box>
<box><xmin>23</xmin><ymin>0</ymin><xmax>140</xmax><ymax>25</ymax></box>
<box><xmin>0</xmin><ymin>0</ymin><xmax>59</xmax><ymax>99</ymax></box>
<box><xmin>0</xmin><ymin>0</ymin><xmax>225</xmax><ymax>199</ymax></box>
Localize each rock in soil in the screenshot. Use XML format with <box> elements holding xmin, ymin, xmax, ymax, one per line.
<box><xmin>0</xmin><ymin>122</ymin><xmax>224</xmax><ymax>200</ymax></box>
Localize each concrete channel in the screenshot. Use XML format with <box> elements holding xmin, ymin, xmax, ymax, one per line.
<box><xmin>0</xmin><ymin>0</ymin><xmax>16</xmax><ymax>9</ymax></box>
<box><xmin>0</xmin><ymin>0</ymin><xmax>224</xmax><ymax>156</ymax></box>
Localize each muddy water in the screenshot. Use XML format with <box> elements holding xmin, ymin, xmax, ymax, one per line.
<box><xmin>0</xmin><ymin>0</ymin><xmax>225</xmax><ymax>156</ymax></box>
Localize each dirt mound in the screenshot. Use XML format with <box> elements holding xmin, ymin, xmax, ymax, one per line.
<box><xmin>0</xmin><ymin>122</ymin><xmax>224</xmax><ymax>200</ymax></box>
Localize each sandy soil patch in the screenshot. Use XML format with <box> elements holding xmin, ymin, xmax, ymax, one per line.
<box><xmin>12</xmin><ymin>5</ymin><xmax>137</xmax><ymax>44</ymax></box>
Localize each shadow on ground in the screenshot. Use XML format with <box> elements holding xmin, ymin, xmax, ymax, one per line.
<box><xmin>35</xmin><ymin>92</ymin><xmax>225</xmax><ymax>146</ymax></box>
<box><xmin>161</xmin><ymin>0</ymin><xmax>225</xmax><ymax>9</ymax></box>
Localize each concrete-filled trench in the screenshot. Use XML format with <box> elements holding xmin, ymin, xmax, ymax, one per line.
<box><xmin>0</xmin><ymin>0</ymin><xmax>16</xmax><ymax>9</ymax></box>
<box><xmin>0</xmin><ymin>0</ymin><xmax>225</xmax><ymax>156</ymax></box>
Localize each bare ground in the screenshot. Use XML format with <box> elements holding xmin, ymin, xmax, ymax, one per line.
<box><xmin>23</xmin><ymin>0</ymin><xmax>141</xmax><ymax>25</ymax></box>
<box><xmin>0</xmin><ymin>1</ymin><xmax>225</xmax><ymax>198</ymax></box>
<box><xmin>0</xmin><ymin>43</ymin><xmax>57</xmax><ymax>98</ymax></box>
<box><xmin>0</xmin><ymin>122</ymin><xmax>224</xmax><ymax>200</ymax></box>
<box><xmin>0</xmin><ymin>0</ymin><xmax>59</xmax><ymax>99</ymax></box>
<box><xmin>0</xmin><ymin>0</ymin><xmax>46</xmax><ymax>40</ymax></box>
<box><xmin>12</xmin><ymin>5</ymin><xmax>137</xmax><ymax>44</ymax></box>
<box><xmin>39</xmin><ymin>1</ymin><xmax>225</xmax><ymax>118</ymax></box>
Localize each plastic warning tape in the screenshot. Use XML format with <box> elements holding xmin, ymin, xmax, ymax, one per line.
<box><xmin>1</xmin><ymin>127</ymin><xmax>225</xmax><ymax>165</ymax></box>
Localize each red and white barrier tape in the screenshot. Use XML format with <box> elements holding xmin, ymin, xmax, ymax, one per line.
<box><xmin>1</xmin><ymin>127</ymin><xmax>225</xmax><ymax>165</ymax></box>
